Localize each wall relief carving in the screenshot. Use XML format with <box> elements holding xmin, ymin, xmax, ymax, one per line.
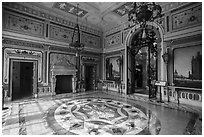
<box><xmin>50</xmin><ymin>53</ymin><xmax>76</xmax><ymax>68</ymax></box>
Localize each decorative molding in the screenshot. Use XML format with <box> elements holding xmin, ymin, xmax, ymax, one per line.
<box><xmin>3</xmin><ymin>48</ymin><xmax>43</xmax><ymax>84</ymax></box>
<box><xmin>82</xmin><ymin>56</ymin><xmax>99</xmax><ymax>62</ymax></box>
<box><xmin>2</xmin><ymin>37</ymin><xmax>78</xmax><ymax>53</ymax></box>
<box><xmin>49</xmin><ymin>46</ymin><xmax>74</xmax><ymax>53</ymax></box>
<box><xmin>2</xmin><ymin>37</ymin><xmax>44</xmax><ymax>49</ymax></box>
<box><xmin>3</xmin><ymin>11</ymin><xmax>45</xmax><ymax>38</ymax></box>
<box><xmin>14</xmin><ymin>49</ymin><xmax>36</xmax><ymax>55</ymax></box>
<box><xmin>172</xmin><ymin>4</ymin><xmax>201</xmax><ymax>31</ymax></box>
<box><xmin>123</xmin><ymin>29</ymin><xmax>130</xmax><ymax>44</ymax></box>
<box><xmin>2</xmin><ymin>2</ymin><xmax>102</xmax><ymax>36</ymax></box>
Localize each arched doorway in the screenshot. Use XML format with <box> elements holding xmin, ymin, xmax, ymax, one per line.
<box><xmin>126</xmin><ymin>23</ymin><xmax>163</xmax><ymax>99</ymax></box>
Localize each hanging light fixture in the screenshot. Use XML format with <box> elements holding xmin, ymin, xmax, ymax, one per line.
<box><xmin>128</xmin><ymin>2</ymin><xmax>162</xmax><ymax>28</ymax></box>
<box><xmin>69</xmin><ymin>4</ymin><xmax>84</xmax><ymax>92</ymax></box>
<box><xmin>69</xmin><ymin>4</ymin><xmax>85</xmax><ymax>55</ymax></box>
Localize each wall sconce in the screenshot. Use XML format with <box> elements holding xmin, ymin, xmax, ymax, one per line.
<box><xmin>162</xmin><ymin>52</ymin><xmax>169</xmax><ymax>64</ymax></box>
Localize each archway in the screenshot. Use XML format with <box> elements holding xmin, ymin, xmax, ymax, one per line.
<box><xmin>125</xmin><ymin>22</ymin><xmax>164</xmax><ymax>99</ymax></box>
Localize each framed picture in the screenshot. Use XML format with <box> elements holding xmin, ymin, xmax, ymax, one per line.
<box><xmin>173</xmin><ymin>45</ymin><xmax>202</xmax><ymax>88</ymax></box>
<box><xmin>106</xmin><ymin>56</ymin><xmax>122</xmax><ymax>81</ymax></box>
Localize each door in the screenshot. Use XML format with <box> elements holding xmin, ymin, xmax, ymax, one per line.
<box><xmin>85</xmin><ymin>65</ymin><xmax>96</xmax><ymax>91</ymax></box>
<box><xmin>11</xmin><ymin>60</ymin><xmax>34</xmax><ymax>100</ymax></box>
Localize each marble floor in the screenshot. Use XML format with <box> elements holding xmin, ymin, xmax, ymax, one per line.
<box><xmin>2</xmin><ymin>91</ymin><xmax>201</xmax><ymax>135</ymax></box>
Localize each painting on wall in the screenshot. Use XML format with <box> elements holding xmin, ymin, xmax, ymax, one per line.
<box><xmin>106</xmin><ymin>56</ymin><xmax>122</xmax><ymax>81</ymax></box>
<box><xmin>173</xmin><ymin>45</ymin><xmax>202</xmax><ymax>88</ymax></box>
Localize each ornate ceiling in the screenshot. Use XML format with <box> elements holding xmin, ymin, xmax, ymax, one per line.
<box><xmin>27</xmin><ymin>2</ymin><xmax>173</xmax><ymax>31</ymax></box>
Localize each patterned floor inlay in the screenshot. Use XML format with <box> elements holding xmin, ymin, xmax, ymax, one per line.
<box><xmin>18</xmin><ymin>104</ymin><xmax>27</xmax><ymax>135</ymax></box>
<box><xmin>46</xmin><ymin>98</ymin><xmax>161</xmax><ymax>135</ymax></box>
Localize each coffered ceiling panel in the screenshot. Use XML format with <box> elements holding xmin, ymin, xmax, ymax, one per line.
<box><xmin>53</xmin><ymin>2</ymin><xmax>88</xmax><ymax>18</ymax></box>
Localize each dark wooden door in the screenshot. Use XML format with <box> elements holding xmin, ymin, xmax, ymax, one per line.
<box><xmin>12</xmin><ymin>61</ymin><xmax>33</xmax><ymax>100</ymax></box>
<box><xmin>85</xmin><ymin>65</ymin><xmax>96</xmax><ymax>91</ymax></box>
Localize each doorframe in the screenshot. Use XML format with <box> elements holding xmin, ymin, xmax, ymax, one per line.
<box><xmin>84</xmin><ymin>63</ymin><xmax>97</xmax><ymax>91</ymax></box>
<box><xmin>9</xmin><ymin>59</ymin><xmax>38</xmax><ymax>100</ymax></box>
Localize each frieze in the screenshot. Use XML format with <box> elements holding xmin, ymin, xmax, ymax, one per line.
<box><xmin>3</xmin><ymin>2</ymin><xmax>102</xmax><ymax>36</ymax></box>
<box><xmin>3</xmin><ymin>11</ymin><xmax>44</xmax><ymax>38</ymax></box>
<box><xmin>49</xmin><ymin>46</ymin><xmax>75</xmax><ymax>53</ymax></box>
<box><xmin>49</xmin><ymin>24</ymin><xmax>77</xmax><ymax>43</ymax></box>
<box><xmin>172</xmin><ymin>4</ymin><xmax>201</xmax><ymax>31</ymax></box>
<box><xmin>13</xmin><ymin>49</ymin><xmax>40</xmax><ymax>57</ymax></box>
<box><xmin>105</xmin><ymin>32</ymin><xmax>122</xmax><ymax>47</ymax></box>
<box><xmin>2</xmin><ymin>38</ymin><xmax>44</xmax><ymax>49</ymax></box>
<box><xmin>82</xmin><ymin>56</ymin><xmax>99</xmax><ymax>62</ymax></box>
<box><xmin>81</xmin><ymin>33</ymin><xmax>100</xmax><ymax>48</ymax></box>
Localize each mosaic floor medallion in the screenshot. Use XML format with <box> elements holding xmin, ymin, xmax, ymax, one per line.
<box><xmin>46</xmin><ymin>98</ymin><xmax>161</xmax><ymax>135</ymax></box>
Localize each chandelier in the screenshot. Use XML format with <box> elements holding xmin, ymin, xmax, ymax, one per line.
<box><xmin>128</xmin><ymin>2</ymin><xmax>162</xmax><ymax>45</ymax></box>
<box><xmin>128</xmin><ymin>2</ymin><xmax>162</xmax><ymax>28</ymax></box>
<box><xmin>69</xmin><ymin>4</ymin><xmax>84</xmax><ymax>92</ymax></box>
<box><xmin>69</xmin><ymin>4</ymin><xmax>84</xmax><ymax>56</ymax></box>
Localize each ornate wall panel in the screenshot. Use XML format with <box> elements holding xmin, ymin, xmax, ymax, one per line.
<box><xmin>172</xmin><ymin>4</ymin><xmax>201</xmax><ymax>31</ymax></box>
<box><xmin>3</xmin><ymin>11</ymin><xmax>45</xmax><ymax>38</ymax></box>
<box><xmin>49</xmin><ymin>24</ymin><xmax>77</xmax><ymax>43</ymax></box>
<box><xmin>105</xmin><ymin>32</ymin><xmax>122</xmax><ymax>47</ymax></box>
<box><xmin>50</xmin><ymin>53</ymin><xmax>76</xmax><ymax>68</ymax></box>
<box><xmin>81</xmin><ymin>33</ymin><xmax>101</xmax><ymax>48</ymax></box>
